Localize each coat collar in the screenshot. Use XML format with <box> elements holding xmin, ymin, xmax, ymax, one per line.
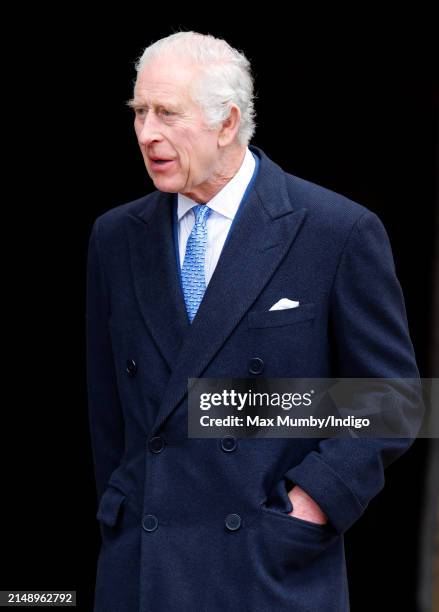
<box><xmin>126</xmin><ymin>145</ymin><xmax>308</xmax><ymax>433</ymax></box>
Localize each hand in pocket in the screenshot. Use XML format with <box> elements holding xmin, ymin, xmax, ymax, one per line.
<box><xmin>287</xmin><ymin>484</ymin><xmax>328</xmax><ymax>526</ymax></box>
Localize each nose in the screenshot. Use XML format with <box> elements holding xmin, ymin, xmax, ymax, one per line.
<box><xmin>137</xmin><ymin>112</ymin><xmax>163</xmax><ymax>147</ymax></box>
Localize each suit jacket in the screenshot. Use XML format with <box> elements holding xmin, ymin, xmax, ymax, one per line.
<box><xmin>86</xmin><ymin>144</ymin><xmax>420</xmax><ymax>612</ymax></box>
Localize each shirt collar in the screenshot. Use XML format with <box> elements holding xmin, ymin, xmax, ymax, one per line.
<box><xmin>177</xmin><ymin>147</ymin><xmax>256</xmax><ymax>221</ymax></box>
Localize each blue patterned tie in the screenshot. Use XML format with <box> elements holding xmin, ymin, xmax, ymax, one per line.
<box><xmin>181</xmin><ymin>204</ymin><xmax>212</xmax><ymax>323</ymax></box>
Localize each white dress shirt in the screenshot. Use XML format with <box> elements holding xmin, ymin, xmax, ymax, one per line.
<box><xmin>177</xmin><ymin>147</ymin><xmax>256</xmax><ymax>286</ymax></box>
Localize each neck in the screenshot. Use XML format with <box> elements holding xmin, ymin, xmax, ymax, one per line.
<box><xmin>183</xmin><ymin>145</ymin><xmax>247</xmax><ymax>204</ymax></box>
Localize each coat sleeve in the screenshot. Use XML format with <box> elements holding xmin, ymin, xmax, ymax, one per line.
<box><xmin>283</xmin><ymin>210</ymin><xmax>423</xmax><ymax>534</ymax></box>
<box><xmin>86</xmin><ymin>217</ymin><xmax>125</xmax><ymax>502</ymax></box>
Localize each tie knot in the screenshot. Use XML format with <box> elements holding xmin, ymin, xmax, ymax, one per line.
<box><xmin>193</xmin><ymin>204</ymin><xmax>211</xmax><ymax>225</ymax></box>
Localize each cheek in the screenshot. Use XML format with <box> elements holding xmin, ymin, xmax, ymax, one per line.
<box><xmin>134</xmin><ymin>119</ymin><xmax>143</xmax><ymax>140</ymax></box>
<box><xmin>176</xmin><ymin>129</ymin><xmax>213</xmax><ymax>178</ymax></box>
<box><xmin>176</xmin><ymin>136</ymin><xmax>197</xmax><ymax>169</ymax></box>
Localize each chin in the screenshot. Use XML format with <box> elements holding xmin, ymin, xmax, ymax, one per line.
<box><xmin>152</xmin><ymin>179</ymin><xmax>181</xmax><ymax>193</ymax></box>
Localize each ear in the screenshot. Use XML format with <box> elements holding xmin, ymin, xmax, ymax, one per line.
<box><xmin>218</xmin><ymin>105</ymin><xmax>241</xmax><ymax>147</ymax></box>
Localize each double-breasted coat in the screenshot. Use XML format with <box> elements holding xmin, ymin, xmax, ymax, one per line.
<box><xmin>86</xmin><ymin>144</ymin><xmax>420</xmax><ymax>611</ymax></box>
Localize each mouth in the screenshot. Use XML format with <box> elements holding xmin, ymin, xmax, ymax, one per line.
<box><xmin>149</xmin><ymin>157</ymin><xmax>176</xmax><ymax>172</ymax></box>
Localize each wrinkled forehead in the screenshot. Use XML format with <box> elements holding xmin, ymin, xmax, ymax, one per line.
<box><xmin>134</xmin><ymin>56</ymin><xmax>201</xmax><ymax>103</ymax></box>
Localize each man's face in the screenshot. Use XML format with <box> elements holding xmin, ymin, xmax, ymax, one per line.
<box><xmin>132</xmin><ymin>57</ymin><xmax>222</xmax><ymax>201</ymax></box>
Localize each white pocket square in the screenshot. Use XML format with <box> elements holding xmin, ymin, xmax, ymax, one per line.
<box><xmin>269</xmin><ymin>298</ymin><xmax>300</xmax><ymax>311</ymax></box>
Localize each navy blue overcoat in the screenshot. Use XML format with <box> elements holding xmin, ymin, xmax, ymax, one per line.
<box><xmin>86</xmin><ymin>145</ymin><xmax>420</xmax><ymax>611</ymax></box>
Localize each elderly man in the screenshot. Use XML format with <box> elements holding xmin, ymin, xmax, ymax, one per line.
<box><xmin>86</xmin><ymin>31</ymin><xmax>420</xmax><ymax>611</ymax></box>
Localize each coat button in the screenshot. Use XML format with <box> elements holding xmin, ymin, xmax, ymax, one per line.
<box><xmin>142</xmin><ymin>514</ymin><xmax>158</xmax><ymax>532</ymax></box>
<box><xmin>248</xmin><ymin>357</ymin><xmax>264</xmax><ymax>375</ymax></box>
<box><xmin>221</xmin><ymin>436</ymin><xmax>237</xmax><ymax>452</ymax></box>
<box><xmin>148</xmin><ymin>436</ymin><xmax>165</xmax><ymax>453</ymax></box>
<box><xmin>225</xmin><ymin>513</ymin><xmax>242</xmax><ymax>531</ymax></box>
<box><xmin>126</xmin><ymin>359</ymin><xmax>137</xmax><ymax>376</ymax></box>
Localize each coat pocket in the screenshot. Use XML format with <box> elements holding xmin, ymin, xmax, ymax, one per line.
<box><xmin>255</xmin><ymin>502</ymin><xmax>338</xmax><ymax>573</ymax></box>
<box><xmin>96</xmin><ymin>485</ymin><xmax>127</xmax><ymax>528</ymax></box>
<box><xmin>247</xmin><ymin>303</ymin><xmax>316</xmax><ymax>329</ymax></box>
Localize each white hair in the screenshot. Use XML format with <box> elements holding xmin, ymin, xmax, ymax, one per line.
<box><xmin>132</xmin><ymin>31</ymin><xmax>257</xmax><ymax>147</ymax></box>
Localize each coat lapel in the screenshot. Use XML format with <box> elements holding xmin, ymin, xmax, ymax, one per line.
<box><xmin>145</xmin><ymin>145</ymin><xmax>309</xmax><ymax>433</ymax></box>
<box><xmin>126</xmin><ymin>190</ymin><xmax>190</xmax><ymax>371</ymax></box>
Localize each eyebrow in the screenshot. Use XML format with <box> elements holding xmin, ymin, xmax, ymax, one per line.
<box><xmin>125</xmin><ymin>98</ymin><xmax>180</xmax><ymax>112</ymax></box>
